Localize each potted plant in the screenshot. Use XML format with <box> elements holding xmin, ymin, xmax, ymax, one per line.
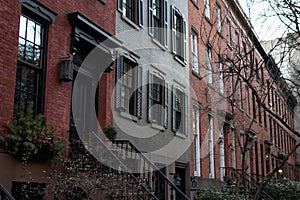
<box><xmin>2</xmin><ymin>110</ymin><xmax>65</xmax><ymax>165</ymax></box>
<box><xmin>102</xmin><ymin>126</ymin><xmax>117</xmax><ymax>141</ymax></box>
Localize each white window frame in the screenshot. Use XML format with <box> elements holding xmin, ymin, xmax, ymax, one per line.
<box><xmin>118</xmin><ymin>0</ymin><xmax>144</xmax><ymax>27</ymax></box>
<box><xmin>218</xmin><ymin>55</ymin><xmax>224</xmax><ymax>94</ymax></box>
<box><xmin>149</xmin><ymin>0</ymin><xmax>168</xmax><ymax>48</ymax></box>
<box><xmin>226</xmin><ymin>17</ymin><xmax>231</xmax><ymax>45</ymax></box>
<box><xmin>216</xmin><ymin>4</ymin><xmax>221</xmax><ymax>33</ymax></box>
<box><xmin>148</xmin><ymin>68</ymin><xmax>168</xmax><ymax>128</ymax></box>
<box><xmin>191</xmin><ymin>31</ymin><xmax>199</xmax><ymax>74</ymax></box>
<box><xmin>208</xmin><ymin>114</ymin><xmax>215</xmax><ymax>178</ymax></box>
<box><xmin>207</xmin><ymin>46</ymin><xmax>213</xmax><ymax>85</ymax></box>
<box><xmin>172</xmin><ymin>83</ymin><xmax>188</xmax><ymax>136</ymax></box>
<box><xmin>171</xmin><ymin>6</ymin><xmax>187</xmax><ymax>63</ymax></box>
<box><xmin>204</xmin><ymin>0</ymin><xmax>210</xmax><ymax>19</ymax></box>
<box><xmin>193</xmin><ymin>105</ymin><xmax>201</xmax><ymax>176</ymax></box>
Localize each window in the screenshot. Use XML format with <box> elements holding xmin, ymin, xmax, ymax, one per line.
<box><xmin>216</xmin><ymin>4</ymin><xmax>221</xmax><ymax>33</ymax></box>
<box><xmin>207</xmin><ymin>46</ymin><xmax>213</xmax><ymax>84</ymax></box>
<box><xmin>245</xmin><ymin>85</ymin><xmax>250</xmax><ymax>115</ymax></box>
<box><xmin>15</xmin><ymin>14</ymin><xmax>46</xmax><ymax>115</ymax></box>
<box><xmin>115</xmin><ymin>55</ymin><xmax>142</xmax><ymax>118</ymax></box>
<box><xmin>208</xmin><ymin>114</ymin><xmax>214</xmax><ymax>178</ymax></box>
<box><xmin>193</xmin><ymin>105</ymin><xmax>201</xmax><ymax>176</ymax></box>
<box><xmin>226</xmin><ymin>18</ymin><xmax>231</xmax><ymax>45</ymax></box>
<box><xmin>172</xmin><ymin>86</ymin><xmax>187</xmax><ymax>135</ymax></box>
<box><xmin>204</xmin><ymin>0</ymin><xmax>210</xmax><ymax>19</ymax></box>
<box><xmin>148</xmin><ymin>71</ymin><xmax>168</xmax><ymax>127</ymax></box>
<box><xmin>237</xmin><ymin>80</ymin><xmax>243</xmax><ymax>109</ymax></box>
<box><xmin>252</xmin><ymin>90</ymin><xmax>257</xmax><ymax>120</ymax></box>
<box><xmin>191</xmin><ymin>31</ymin><xmax>199</xmax><ymax>73</ymax></box>
<box><xmin>171</xmin><ymin>7</ymin><xmax>187</xmax><ymax>62</ymax></box>
<box><xmin>149</xmin><ymin>0</ymin><xmax>168</xmax><ymax>47</ymax></box>
<box><xmin>218</xmin><ymin>55</ymin><xmax>224</xmax><ymax>94</ymax></box>
<box><xmin>234</xmin><ymin>29</ymin><xmax>240</xmax><ymax>52</ymax></box>
<box><xmin>118</xmin><ymin>0</ymin><xmax>144</xmax><ymax>26</ymax></box>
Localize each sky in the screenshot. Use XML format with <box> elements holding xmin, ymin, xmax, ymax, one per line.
<box><xmin>239</xmin><ymin>0</ymin><xmax>287</xmax><ymax>41</ymax></box>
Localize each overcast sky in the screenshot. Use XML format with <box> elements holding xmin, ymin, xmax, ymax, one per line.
<box><xmin>239</xmin><ymin>0</ymin><xmax>287</xmax><ymax>41</ymax></box>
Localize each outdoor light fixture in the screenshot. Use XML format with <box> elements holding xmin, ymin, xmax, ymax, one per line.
<box><xmin>191</xmin><ymin>177</ymin><xmax>198</xmax><ymax>188</ymax></box>
<box><xmin>278</xmin><ymin>169</ymin><xmax>283</xmax><ymax>174</ymax></box>
<box><xmin>174</xmin><ymin>174</ymin><xmax>181</xmax><ymax>186</ymax></box>
<box><xmin>59</xmin><ymin>56</ymin><xmax>73</xmax><ymax>82</ymax></box>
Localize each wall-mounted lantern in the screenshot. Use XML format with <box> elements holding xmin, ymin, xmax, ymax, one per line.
<box><xmin>174</xmin><ymin>174</ymin><xmax>181</xmax><ymax>187</ymax></box>
<box><xmin>190</xmin><ymin>177</ymin><xmax>198</xmax><ymax>188</ymax></box>
<box><xmin>59</xmin><ymin>56</ymin><xmax>73</xmax><ymax>82</ymax></box>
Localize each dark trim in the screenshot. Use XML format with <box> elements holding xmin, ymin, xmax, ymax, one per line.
<box><xmin>191</xmin><ymin>25</ymin><xmax>199</xmax><ymax>35</ymax></box>
<box><xmin>18</xmin><ymin>0</ymin><xmax>57</xmax><ymax>23</ymax></box>
<box><xmin>68</xmin><ymin>12</ymin><xmax>122</xmax><ymax>49</ymax></box>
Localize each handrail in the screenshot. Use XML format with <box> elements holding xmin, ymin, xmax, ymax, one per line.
<box><xmin>113</xmin><ymin>139</ymin><xmax>190</xmax><ymax>200</ymax></box>
<box><xmin>221</xmin><ymin>167</ymin><xmax>274</xmax><ymax>200</ymax></box>
<box><xmin>0</xmin><ymin>184</ymin><xmax>15</xmax><ymax>200</ymax></box>
<box><xmin>87</xmin><ymin>132</ymin><xmax>158</xmax><ymax>200</ymax></box>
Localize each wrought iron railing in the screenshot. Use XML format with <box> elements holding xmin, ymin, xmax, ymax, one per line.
<box><xmin>73</xmin><ymin>132</ymin><xmax>159</xmax><ymax>200</ymax></box>
<box><xmin>113</xmin><ymin>139</ymin><xmax>190</xmax><ymax>200</ymax></box>
<box><xmin>0</xmin><ymin>184</ymin><xmax>15</xmax><ymax>200</ymax></box>
<box><xmin>221</xmin><ymin>167</ymin><xmax>274</xmax><ymax>200</ymax></box>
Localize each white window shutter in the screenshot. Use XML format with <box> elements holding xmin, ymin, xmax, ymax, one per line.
<box><xmin>183</xmin><ymin>18</ymin><xmax>187</xmax><ymax>62</ymax></box>
<box><xmin>171</xmin><ymin>6</ymin><xmax>176</xmax><ymax>54</ymax></box>
<box><xmin>115</xmin><ymin>53</ymin><xmax>123</xmax><ymax>110</ymax></box>
<box><xmin>149</xmin><ymin>0</ymin><xmax>154</xmax><ymax>36</ymax></box>
<box><xmin>148</xmin><ymin>71</ymin><xmax>153</xmax><ymax>122</ymax></box>
<box><xmin>137</xmin><ymin>65</ymin><xmax>143</xmax><ymax>118</ymax></box>
<box><xmin>164</xmin><ymin>81</ymin><xmax>169</xmax><ymax>128</ymax></box>
<box><xmin>139</xmin><ymin>0</ymin><xmax>144</xmax><ymax>27</ymax></box>
<box><xmin>164</xmin><ymin>0</ymin><xmax>168</xmax><ymax>48</ymax></box>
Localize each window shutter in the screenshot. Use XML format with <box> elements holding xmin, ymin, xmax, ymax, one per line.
<box><xmin>137</xmin><ymin>65</ymin><xmax>143</xmax><ymax>118</ymax></box>
<box><xmin>115</xmin><ymin>53</ymin><xmax>123</xmax><ymax>110</ymax></box>
<box><xmin>118</xmin><ymin>0</ymin><xmax>123</xmax><ymax>12</ymax></box>
<box><xmin>171</xmin><ymin>6</ymin><xmax>176</xmax><ymax>54</ymax></box>
<box><xmin>148</xmin><ymin>71</ymin><xmax>153</xmax><ymax>122</ymax></box>
<box><xmin>164</xmin><ymin>0</ymin><xmax>168</xmax><ymax>48</ymax></box>
<box><xmin>164</xmin><ymin>81</ymin><xmax>169</xmax><ymax>128</ymax></box>
<box><xmin>183</xmin><ymin>18</ymin><xmax>187</xmax><ymax>62</ymax></box>
<box><xmin>184</xmin><ymin>93</ymin><xmax>188</xmax><ymax>136</ymax></box>
<box><xmin>149</xmin><ymin>0</ymin><xmax>154</xmax><ymax>36</ymax></box>
<box><xmin>139</xmin><ymin>0</ymin><xmax>144</xmax><ymax>27</ymax></box>
<box><xmin>172</xmin><ymin>85</ymin><xmax>176</xmax><ymax>131</ymax></box>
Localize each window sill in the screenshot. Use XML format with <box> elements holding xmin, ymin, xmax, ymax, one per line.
<box><xmin>150</xmin><ymin>122</ymin><xmax>165</xmax><ymax>131</ymax></box>
<box><xmin>205</xmin><ymin>16</ymin><xmax>212</xmax><ymax>26</ymax></box>
<box><xmin>175</xmin><ymin>132</ymin><xmax>187</xmax><ymax>139</ymax></box>
<box><xmin>174</xmin><ymin>55</ymin><xmax>186</xmax><ymax>67</ymax></box>
<box><xmin>227</xmin><ymin>43</ymin><xmax>232</xmax><ymax>50</ymax></box>
<box><xmin>120</xmin><ymin>110</ymin><xmax>138</xmax><ymax>122</ymax></box>
<box><xmin>217</xmin><ymin>31</ymin><xmax>223</xmax><ymax>38</ymax></box>
<box><xmin>121</xmin><ymin>14</ymin><xmax>141</xmax><ymax>31</ymax></box>
<box><xmin>192</xmin><ymin>70</ymin><xmax>202</xmax><ymax>80</ymax></box>
<box><xmin>190</xmin><ymin>0</ymin><xmax>199</xmax><ymax>9</ymax></box>
<box><xmin>152</xmin><ymin>38</ymin><xmax>167</xmax><ymax>51</ymax></box>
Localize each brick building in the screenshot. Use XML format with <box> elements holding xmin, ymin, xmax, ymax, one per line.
<box><xmin>188</xmin><ymin>0</ymin><xmax>298</xmax><ymax>195</ymax></box>
<box><xmin>0</xmin><ymin>0</ymin><xmax>120</xmax><ymax>198</ymax></box>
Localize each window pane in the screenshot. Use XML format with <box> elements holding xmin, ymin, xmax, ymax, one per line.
<box><xmin>27</xmin><ymin>19</ymin><xmax>35</xmax><ymax>43</ymax></box>
<box><xmin>35</xmin><ymin>24</ymin><xmax>41</xmax><ymax>45</ymax></box>
<box><xmin>25</xmin><ymin>42</ymin><xmax>34</xmax><ymax>63</ymax></box>
<box><xmin>19</xmin><ymin>15</ymin><xmax>27</xmax><ymax>38</ymax></box>
<box><xmin>18</xmin><ymin>38</ymin><xmax>25</xmax><ymax>59</ymax></box>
